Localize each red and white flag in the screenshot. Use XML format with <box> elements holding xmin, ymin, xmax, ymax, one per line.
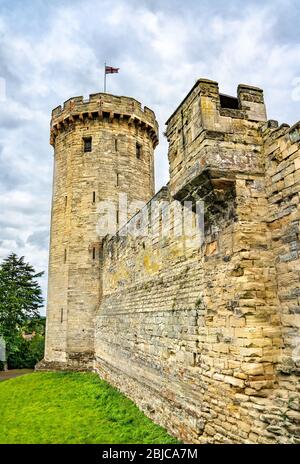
<box><xmin>105</xmin><ymin>66</ymin><xmax>120</xmax><ymax>74</ymax></box>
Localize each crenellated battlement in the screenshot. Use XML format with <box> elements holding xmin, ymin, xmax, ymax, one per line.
<box><xmin>261</xmin><ymin>118</ymin><xmax>300</xmax><ymax>147</ymax></box>
<box><xmin>166</xmin><ymin>78</ymin><xmax>266</xmax><ymax>130</ymax></box>
<box><xmin>50</xmin><ymin>92</ymin><xmax>159</xmax><ymax>147</ymax></box>
<box><xmin>165</xmin><ymin>78</ymin><xmax>267</xmax><ymax>199</ymax></box>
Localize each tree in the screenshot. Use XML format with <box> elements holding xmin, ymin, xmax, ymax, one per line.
<box><xmin>23</xmin><ymin>315</ymin><xmax>46</xmax><ymax>336</ymax></box>
<box><xmin>7</xmin><ymin>332</ymin><xmax>45</xmax><ymax>369</ymax></box>
<box><xmin>0</xmin><ymin>253</ymin><xmax>44</xmax><ymax>361</ymax></box>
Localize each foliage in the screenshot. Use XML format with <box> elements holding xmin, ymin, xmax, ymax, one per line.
<box><xmin>0</xmin><ymin>253</ymin><xmax>44</xmax><ymax>360</ymax></box>
<box><xmin>24</xmin><ymin>316</ymin><xmax>46</xmax><ymax>335</ymax></box>
<box><xmin>7</xmin><ymin>334</ymin><xmax>45</xmax><ymax>369</ymax></box>
<box><xmin>0</xmin><ymin>372</ymin><xmax>179</xmax><ymax>444</ymax></box>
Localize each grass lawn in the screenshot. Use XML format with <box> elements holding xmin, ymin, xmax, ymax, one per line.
<box><xmin>0</xmin><ymin>371</ymin><xmax>179</xmax><ymax>444</ymax></box>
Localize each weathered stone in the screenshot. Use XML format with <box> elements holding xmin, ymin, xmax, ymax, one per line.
<box><xmin>41</xmin><ymin>78</ymin><xmax>300</xmax><ymax>444</ymax></box>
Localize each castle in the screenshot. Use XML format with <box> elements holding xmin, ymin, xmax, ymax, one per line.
<box><xmin>38</xmin><ymin>79</ymin><xmax>300</xmax><ymax>444</ymax></box>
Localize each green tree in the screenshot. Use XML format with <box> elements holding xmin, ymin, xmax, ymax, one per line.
<box><xmin>23</xmin><ymin>315</ymin><xmax>46</xmax><ymax>336</ymax></box>
<box><xmin>0</xmin><ymin>253</ymin><xmax>44</xmax><ymax>360</ymax></box>
<box><xmin>7</xmin><ymin>333</ymin><xmax>45</xmax><ymax>369</ymax></box>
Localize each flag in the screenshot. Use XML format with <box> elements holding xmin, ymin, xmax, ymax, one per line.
<box><xmin>105</xmin><ymin>66</ymin><xmax>120</xmax><ymax>74</ymax></box>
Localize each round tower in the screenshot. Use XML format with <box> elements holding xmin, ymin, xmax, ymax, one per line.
<box><xmin>43</xmin><ymin>92</ymin><xmax>158</xmax><ymax>369</ymax></box>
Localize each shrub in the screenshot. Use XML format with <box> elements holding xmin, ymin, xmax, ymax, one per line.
<box><xmin>7</xmin><ymin>334</ymin><xmax>45</xmax><ymax>369</ymax></box>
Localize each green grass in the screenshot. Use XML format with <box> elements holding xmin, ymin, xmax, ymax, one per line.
<box><xmin>0</xmin><ymin>371</ymin><xmax>179</xmax><ymax>444</ymax></box>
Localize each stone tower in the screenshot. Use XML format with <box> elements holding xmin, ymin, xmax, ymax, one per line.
<box><xmin>42</xmin><ymin>92</ymin><xmax>158</xmax><ymax>369</ymax></box>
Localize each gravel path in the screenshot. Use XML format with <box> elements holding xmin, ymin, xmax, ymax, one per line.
<box><xmin>0</xmin><ymin>369</ymin><xmax>34</xmax><ymax>381</ymax></box>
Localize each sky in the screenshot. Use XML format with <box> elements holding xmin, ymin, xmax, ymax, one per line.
<box><xmin>0</xmin><ymin>0</ymin><xmax>299</xmax><ymax>311</ymax></box>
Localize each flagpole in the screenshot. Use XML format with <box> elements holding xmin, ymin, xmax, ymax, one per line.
<box><xmin>104</xmin><ymin>61</ymin><xmax>106</xmax><ymax>93</ymax></box>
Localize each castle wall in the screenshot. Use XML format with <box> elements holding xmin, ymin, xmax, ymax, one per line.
<box><xmin>43</xmin><ymin>80</ymin><xmax>300</xmax><ymax>444</ymax></box>
<box><xmin>94</xmin><ymin>172</ymin><xmax>285</xmax><ymax>443</ymax></box>
<box><xmin>93</xmin><ymin>82</ymin><xmax>300</xmax><ymax>444</ymax></box>
<box><xmin>261</xmin><ymin>121</ymin><xmax>300</xmax><ymax>439</ymax></box>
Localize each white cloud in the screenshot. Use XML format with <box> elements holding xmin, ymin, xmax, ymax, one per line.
<box><xmin>0</xmin><ymin>0</ymin><xmax>299</xmax><ymax>313</ymax></box>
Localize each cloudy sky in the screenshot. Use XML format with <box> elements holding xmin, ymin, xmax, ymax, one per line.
<box><xmin>0</xmin><ymin>0</ymin><xmax>299</xmax><ymax>311</ymax></box>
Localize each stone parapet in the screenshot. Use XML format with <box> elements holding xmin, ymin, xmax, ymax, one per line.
<box><xmin>165</xmin><ymin>79</ymin><xmax>267</xmax><ymax>199</ymax></box>
<box><xmin>50</xmin><ymin>92</ymin><xmax>159</xmax><ymax>147</ymax></box>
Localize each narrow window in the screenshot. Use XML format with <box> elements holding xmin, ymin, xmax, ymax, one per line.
<box><xmin>116</xmin><ymin>173</ymin><xmax>119</xmax><ymax>186</ymax></box>
<box><xmin>92</xmin><ymin>191</ymin><xmax>96</xmax><ymax>203</ymax></box>
<box><xmin>83</xmin><ymin>136</ymin><xmax>92</xmax><ymax>152</ymax></box>
<box><xmin>60</xmin><ymin>308</ymin><xmax>64</xmax><ymax>323</ymax></box>
<box><xmin>136</xmin><ymin>142</ymin><xmax>142</xmax><ymax>159</ymax></box>
<box><xmin>65</xmin><ymin>195</ymin><xmax>67</xmax><ymax>208</ymax></box>
<box><xmin>116</xmin><ymin>209</ymin><xmax>119</xmax><ymax>226</ymax></box>
<box><xmin>64</xmin><ymin>249</ymin><xmax>67</xmax><ymax>263</ymax></box>
<box><xmin>159</xmin><ymin>208</ymin><xmax>163</xmax><ymax>233</ymax></box>
<box><xmin>170</xmin><ymin>206</ymin><xmax>175</xmax><ymax>235</ymax></box>
<box><xmin>136</xmin><ymin>217</ymin><xmax>141</xmax><ymax>230</ymax></box>
<box><xmin>115</xmin><ymin>138</ymin><xmax>118</xmax><ymax>152</ymax></box>
<box><xmin>92</xmin><ymin>247</ymin><xmax>96</xmax><ymax>260</ymax></box>
<box><xmin>187</xmin><ymin>128</ymin><xmax>192</xmax><ymax>144</ymax></box>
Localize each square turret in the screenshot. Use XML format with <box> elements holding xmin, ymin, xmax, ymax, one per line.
<box><xmin>165</xmin><ymin>78</ymin><xmax>267</xmax><ymax>200</ymax></box>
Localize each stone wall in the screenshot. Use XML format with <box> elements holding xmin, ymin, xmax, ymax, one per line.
<box><xmin>94</xmin><ymin>181</ymin><xmax>282</xmax><ymax>443</ymax></box>
<box><xmin>94</xmin><ymin>81</ymin><xmax>300</xmax><ymax>443</ymax></box>
<box><xmin>261</xmin><ymin>120</ymin><xmax>300</xmax><ymax>440</ymax></box>
<box><xmin>42</xmin><ymin>79</ymin><xmax>300</xmax><ymax>443</ymax></box>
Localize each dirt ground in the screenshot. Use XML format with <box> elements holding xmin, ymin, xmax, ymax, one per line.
<box><xmin>0</xmin><ymin>369</ymin><xmax>34</xmax><ymax>381</ymax></box>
